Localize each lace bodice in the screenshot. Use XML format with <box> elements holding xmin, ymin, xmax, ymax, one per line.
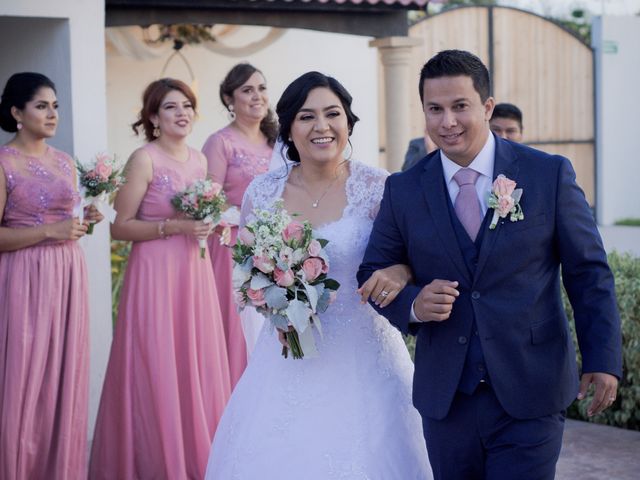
<box><xmin>202</xmin><ymin>127</ymin><xmax>273</xmax><ymax>207</ymax></box>
<box><xmin>241</xmin><ymin>160</ymin><xmax>386</xmax><ymax>224</ymax></box>
<box><xmin>241</xmin><ymin>161</ymin><xmax>389</xmax><ymax>339</ymax></box>
<box><xmin>0</xmin><ymin>145</ymin><xmax>79</xmax><ymax>228</ymax></box>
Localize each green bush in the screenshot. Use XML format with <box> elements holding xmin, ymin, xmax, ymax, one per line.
<box><xmin>615</xmin><ymin>218</ymin><xmax>640</xmax><ymax>227</ymax></box>
<box><xmin>564</xmin><ymin>252</ymin><xmax>640</xmax><ymax>430</ymax></box>
<box><xmin>110</xmin><ymin>240</ymin><xmax>131</xmax><ymax>326</ymax></box>
<box><xmin>403</xmin><ymin>252</ymin><xmax>640</xmax><ymax>430</ymax></box>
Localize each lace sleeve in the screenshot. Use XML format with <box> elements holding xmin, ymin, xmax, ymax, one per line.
<box><xmin>239</xmin><ymin>164</ymin><xmax>289</xmax><ymax>228</ymax></box>
<box><xmin>239</xmin><ymin>181</ymin><xmax>257</xmax><ymax>229</ymax></box>
<box><xmin>345</xmin><ymin>161</ymin><xmax>389</xmax><ymax>221</ymax></box>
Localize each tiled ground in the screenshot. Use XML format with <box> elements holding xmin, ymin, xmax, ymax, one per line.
<box><xmin>556</xmin><ymin>419</ymin><xmax>640</xmax><ymax>480</ymax></box>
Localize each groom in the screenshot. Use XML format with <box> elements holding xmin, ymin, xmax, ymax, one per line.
<box><xmin>357</xmin><ymin>50</ymin><xmax>622</xmax><ymax>479</ymax></box>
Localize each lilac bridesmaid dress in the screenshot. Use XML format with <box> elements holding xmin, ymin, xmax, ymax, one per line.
<box><xmin>0</xmin><ymin>145</ymin><xmax>89</xmax><ymax>480</ymax></box>
<box><xmin>202</xmin><ymin>126</ymin><xmax>272</xmax><ymax>388</ymax></box>
<box><xmin>89</xmin><ymin>143</ymin><xmax>231</xmax><ymax>479</ymax></box>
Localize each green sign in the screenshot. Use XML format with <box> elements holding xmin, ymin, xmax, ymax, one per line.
<box><xmin>603</xmin><ymin>40</ymin><xmax>618</xmax><ymax>54</ymax></box>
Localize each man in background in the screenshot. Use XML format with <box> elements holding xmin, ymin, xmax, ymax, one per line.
<box><xmin>489</xmin><ymin>102</ymin><xmax>523</xmax><ymax>142</ymax></box>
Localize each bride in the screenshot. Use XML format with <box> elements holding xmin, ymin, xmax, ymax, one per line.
<box><xmin>205</xmin><ymin>72</ymin><xmax>432</xmax><ymax>479</ymax></box>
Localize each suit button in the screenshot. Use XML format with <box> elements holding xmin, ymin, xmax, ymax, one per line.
<box><xmin>458</xmin><ymin>336</ymin><xmax>468</xmax><ymax>345</ymax></box>
<box><xmin>471</xmin><ymin>291</ymin><xmax>481</xmax><ymax>300</ymax></box>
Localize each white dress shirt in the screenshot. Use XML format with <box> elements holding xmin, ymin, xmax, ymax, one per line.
<box><xmin>410</xmin><ymin>131</ymin><xmax>495</xmax><ymax>322</ymax></box>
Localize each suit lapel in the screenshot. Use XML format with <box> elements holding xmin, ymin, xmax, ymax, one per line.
<box><xmin>474</xmin><ymin>137</ymin><xmax>520</xmax><ymax>281</ymax></box>
<box><xmin>420</xmin><ymin>155</ymin><xmax>471</xmax><ymax>283</ymax></box>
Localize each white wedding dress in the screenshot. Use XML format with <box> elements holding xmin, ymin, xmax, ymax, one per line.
<box><xmin>205</xmin><ymin>161</ymin><xmax>432</xmax><ymax>480</ymax></box>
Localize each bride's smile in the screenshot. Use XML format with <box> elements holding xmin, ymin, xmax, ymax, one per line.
<box><xmin>290</xmin><ymin>87</ymin><xmax>349</xmax><ymax>166</ymax></box>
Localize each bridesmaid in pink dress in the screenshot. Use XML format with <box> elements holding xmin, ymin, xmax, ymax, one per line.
<box><xmin>0</xmin><ymin>72</ymin><xmax>102</xmax><ymax>479</ymax></box>
<box><xmin>90</xmin><ymin>79</ymin><xmax>231</xmax><ymax>479</ymax></box>
<box><xmin>202</xmin><ymin>63</ymin><xmax>277</xmax><ymax>388</ymax></box>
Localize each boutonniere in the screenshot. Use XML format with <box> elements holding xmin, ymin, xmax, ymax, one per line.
<box><xmin>487</xmin><ymin>174</ymin><xmax>524</xmax><ymax>229</ymax></box>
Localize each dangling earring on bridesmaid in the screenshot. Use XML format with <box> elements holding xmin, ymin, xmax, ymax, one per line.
<box><xmin>16</xmin><ymin>121</ymin><xmax>22</xmax><ymax>130</ymax></box>
<box><xmin>153</xmin><ymin>123</ymin><xmax>160</xmax><ymax>138</ymax></box>
<box><xmin>227</xmin><ymin>104</ymin><xmax>236</xmax><ymax>122</ymax></box>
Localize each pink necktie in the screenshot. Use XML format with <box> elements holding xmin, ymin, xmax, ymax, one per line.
<box><xmin>453</xmin><ymin>168</ymin><xmax>482</xmax><ymax>241</ymax></box>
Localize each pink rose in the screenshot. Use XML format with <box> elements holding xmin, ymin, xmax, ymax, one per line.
<box><xmin>492</xmin><ymin>175</ymin><xmax>516</xmax><ymax>197</ymax></box>
<box><xmin>321</xmin><ymin>258</ymin><xmax>329</xmax><ymax>274</ymax></box>
<box><xmin>253</xmin><ymin>255</ymin><xmax>275</xmax><ymax>274</ymax></box>
<box><xmin>202</xmin><ymin>190</ymin><xmax>214</xmax><ymax>200</ymax></box>
<box><xmin>238</xmin><ymin>227</ymin><xmax>255</xmax><ymax>246</ymax></box>
<box><xmin>497</xmin><ymin>196</ymin><xmax>515</xmax><ymax>216</ymax></box>
<box><xmin>302</xmin><ymin>257</ymin><xmax>324</xmax><ymax>282</ymax></box>
<box><xmin>95</xmin><ymin>160</ymin><xmax>112</xmax><ymax>180</ymax></box>
<box><xmin>274</xmin><ymin>267</ymin><xmax>295</xmax><ymax>287</ymax></box>
<box><xmin>307</xmin><ymin>239</ymin><xmax>322</xmax><ymax>257</ymax></box>
<box><xmin>282</xmin><ymin>221</ymin><xmax>304</xmax><ymax>244</ymax></box>
<box><xmin>210</xmin><ymin>182</ymin><xmax>223</xmax><ymax>196</ymax></box>
<box><xmin>246</xmin><ymin>288</ymin><xmax>266</xmax><ymax>307</ymax></box>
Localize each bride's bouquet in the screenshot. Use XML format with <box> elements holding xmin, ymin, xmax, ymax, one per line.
<box><xmin>172</xmin><ymin>179</ymin><xmax>227</xmax><ymax>258</ymax></box>
<box><xmin>76</xmin><ymin>153</ymin><xmax>124</xmax><ymax>233</ymax></box>
<box><xmin>232</xmin><ymin>201</ymin><xmax>340</xmax><ymax>359</ymax></box>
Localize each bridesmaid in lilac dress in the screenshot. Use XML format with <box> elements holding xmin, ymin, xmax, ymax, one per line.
<box><xmin>0</xmin><ymin>72</ymin><xmax>102</xmax><ymax>479</ymax></box>
<box><xmin>90</xmin><ymin>79</ymin><xmax>231</xmax><ymax>479</ymax></box>
<box><xmin>202</xmin><ymin>63</ymin><xmax>278</xmax><ymax>388</ymax></box>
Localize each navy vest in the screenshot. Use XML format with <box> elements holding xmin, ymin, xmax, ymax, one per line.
<box><xmin>445</xmin><ymin>193</ymin><xmax>491</xmax><ymax>394</ymax></box>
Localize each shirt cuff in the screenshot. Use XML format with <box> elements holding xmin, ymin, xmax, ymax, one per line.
<box><xmin>410</xmin><ymin>300</ymin><xmax>423</xmax><ymax>323</ymax></box>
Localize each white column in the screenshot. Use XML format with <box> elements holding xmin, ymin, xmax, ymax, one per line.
<box><xmin>370</xmin><ymin>36</ymin><xmax>420</xmax><ymax>172</ymax></box>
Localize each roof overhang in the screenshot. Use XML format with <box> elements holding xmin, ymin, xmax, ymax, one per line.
<box><xmin>106</xmin><ymin>0</ymin><xmax>429</xmax><ymax>37</ymax></box>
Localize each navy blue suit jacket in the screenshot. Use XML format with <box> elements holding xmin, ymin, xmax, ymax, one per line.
<box><xmin>357</xmin><ymin>135</ymin><xmax>622</xmax><ymax>420</ymax></box>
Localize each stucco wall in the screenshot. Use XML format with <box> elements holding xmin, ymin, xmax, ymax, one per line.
<box><xmin>106</xmin><ymin>26</ymin><xmax>379</xmax><ymax>167</ymax></box>
<box><xmin>593</xmin><ymin>15</ymin><xmax>640</xmax><ymax>225</ymax></box>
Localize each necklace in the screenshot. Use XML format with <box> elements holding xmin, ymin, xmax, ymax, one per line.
<box><xmin>296</xmin><ymin>165</ymin><xmax>342</xmax><ymax>208</ymax></box>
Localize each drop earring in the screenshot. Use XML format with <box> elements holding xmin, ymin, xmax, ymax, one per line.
<box><xmin>153</xmin><ymin>124</ymin><xmax>160</xmax><ymax>138</ymax></box>
<box><xmin>227</xmin><ymin>105</ymin><xmax>236</xmax><ymax>122</ymax></box>
<box><xmin>16</xmin><ymin>121</ymin><xmax>22</xmax><ymax>131</ymax></box>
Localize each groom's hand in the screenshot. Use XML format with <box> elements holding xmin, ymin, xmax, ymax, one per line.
<box><xmin>578</xmin><ymin>372</ymin><xmax>619</xmax><ymax>417</ymax></box>
<box><xmin>414</xmin><ymin>280</ymin><xmax>459</xmax><ymax>322</ymax></box>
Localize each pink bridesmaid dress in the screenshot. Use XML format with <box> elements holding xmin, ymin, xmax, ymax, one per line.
<box><xmin>0</xmin><ymin>145</ymin><xmax>89</xmax><ymax>480</ymax></box>
<box><xmin>89</xmin><ymin>143</ymin><xmax>231</xmax><ymax>479</ymax></box>
<box><xmin>202</xmin><ymin>126</ymin><xmax>272</xmax><ymax>388</ymax></box>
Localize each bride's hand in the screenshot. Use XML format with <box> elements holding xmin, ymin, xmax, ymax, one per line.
<box><xmin>357</xmin><ymin>264</ymin><xmax>413</xmax><ymax>308</ymax></box>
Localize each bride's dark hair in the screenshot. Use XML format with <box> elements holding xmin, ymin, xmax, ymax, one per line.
<box><xmin>276</xmin><ymin>72</ymin><xmax>359</xmax><ymax>163</ymax></box>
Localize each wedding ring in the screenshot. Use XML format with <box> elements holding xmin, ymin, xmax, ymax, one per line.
<box><xmin>380</xmin><ymin>291</ymin><xmax>389</xmax><ymax>297</ymax></box>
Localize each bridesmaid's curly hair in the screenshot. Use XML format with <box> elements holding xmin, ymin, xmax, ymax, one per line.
<box><xmin>132</xmin><ymin>78</ymin><xmax>197</xmax><ymax>142</ymax></box>
<box><xmin>219</xmin><ymin>63</ymin><xmax>278</xmax><ymax>147</ymax></box>
<box><xmin>0</xmin><ymin>72</ymin><xmax>56</xmax><ymax>133</ymax></box>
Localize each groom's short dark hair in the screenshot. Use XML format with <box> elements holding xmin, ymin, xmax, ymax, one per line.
<box><xmin>419</xmin><ymin>50</ymin><xmax>491</xmax><ymax>104</ymax></box>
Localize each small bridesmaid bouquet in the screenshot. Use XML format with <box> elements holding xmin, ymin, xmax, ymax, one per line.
<box><xmin>171</xmin><ymin>179</ymin><xmax>226</xmax><ymax>258</ymax></box>
<box><xmin>231</xmin><ymin>200</ymin><xmax>340</xmax><ymax>360</ymax></box>
<box><xmin>76</xmin><ymin>153</ymin><xmax>124</xmax><ymax>233</ymax></box>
